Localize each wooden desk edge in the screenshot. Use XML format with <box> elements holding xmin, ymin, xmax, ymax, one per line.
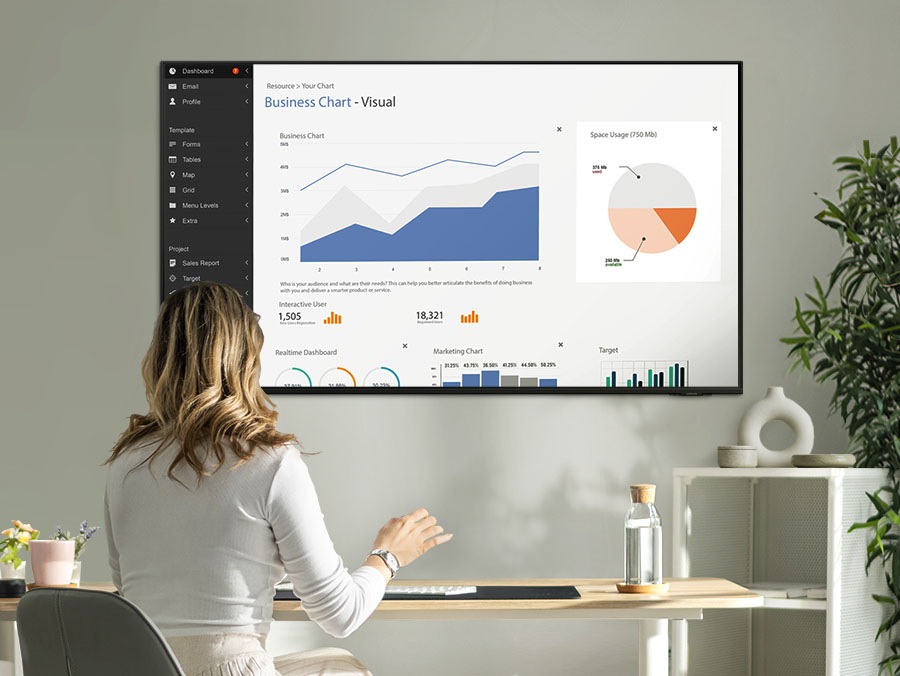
<box><xmin>1</xmin><ymin>578</ymin><xmax>762</xmax><ymax>621</ymax></box>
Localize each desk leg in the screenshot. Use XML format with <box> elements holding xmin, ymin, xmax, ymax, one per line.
<box><xmin>0</xmin><ymin>620</ymin><xmax>21</xmax><ymax>676</ymax></box>
<box><xmin>638</xmin><ymin>619</ymin><xmax>668</xmax><ymax>676</ymax></box>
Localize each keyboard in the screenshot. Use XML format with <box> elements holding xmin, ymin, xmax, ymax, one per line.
<box><xmin>386</xmin><ymin>585</ymin><xmax>477</xmax><ymax>596</ymax></box>
<box><xmin>274</xmin><ymin>581</ymin><xmax>476</xmax><ymax>598</ymax></box>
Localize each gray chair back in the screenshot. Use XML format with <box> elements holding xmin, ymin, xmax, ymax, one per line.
<box><xmin>16</xmin><ymin>587</ymin><xmax>185</xmax><ymax>676</ymax></box>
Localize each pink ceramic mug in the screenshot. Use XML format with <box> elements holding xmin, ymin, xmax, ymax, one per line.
<box><xmin>29</xmin><ymin>540</ymin><xmax>75</xmax><ymax>586</ymax></box>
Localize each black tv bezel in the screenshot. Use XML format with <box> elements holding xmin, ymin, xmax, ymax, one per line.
<box><xmin>160</xmin><ymin>60</ymin><xmax>743</xmax><ymax>396</ymax></box>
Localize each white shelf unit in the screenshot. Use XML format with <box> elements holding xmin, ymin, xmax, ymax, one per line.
<box><xmin>671</xmin><ymin>467</ymin><xmax>890</xmax><ymax>676</ymax></box>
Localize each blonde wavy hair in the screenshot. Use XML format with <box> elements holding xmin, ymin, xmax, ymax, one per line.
<box><xmin>107</xmin><ymin>281</ymin><xmax>296</xmax><ymax>480</ymax></box>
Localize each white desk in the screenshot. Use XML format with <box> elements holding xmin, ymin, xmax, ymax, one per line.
<box><xmin>1</xmin><ymin>577</ymin><xmax>761</xmax><ymax>676</ymax></box>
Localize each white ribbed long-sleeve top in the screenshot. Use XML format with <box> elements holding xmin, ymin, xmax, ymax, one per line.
<box><xmin>104</xmin><ymin>442</ymin><xmax>385</xmax><ymax>639</ymax></box>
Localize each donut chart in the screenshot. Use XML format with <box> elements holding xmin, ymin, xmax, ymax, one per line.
<box><xmin>608</xmin><ymin>164</ymin><xmax>696</xmax><ymax>254</ymax></box>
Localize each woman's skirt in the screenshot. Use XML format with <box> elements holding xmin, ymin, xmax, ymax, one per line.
<box><xmin>166</xmin><ymin>634</ymin><xmax>373</xmax><ymax>676</ymax></box>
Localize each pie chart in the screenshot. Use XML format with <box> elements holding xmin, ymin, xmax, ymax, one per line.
<box><xmin>608</xmin><ymin>163</ymin><xmax>696</xmax><ymax>254</ymax></box>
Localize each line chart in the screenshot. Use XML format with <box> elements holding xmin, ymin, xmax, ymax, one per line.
<box><xmin>299</xmin><ymin>150</ymin><xmax>540</xmax><ymax>191</ymax></box>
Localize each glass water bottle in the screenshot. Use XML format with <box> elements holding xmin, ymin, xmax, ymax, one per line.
<box><xmin>624</xmin><ymin>483</ymin><xmax>663</xmax><ymax>585</ymax></box>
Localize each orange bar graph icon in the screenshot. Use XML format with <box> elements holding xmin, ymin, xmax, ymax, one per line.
<box><xmin>323</xmin><ymin>311</ymin><xmax>342</xmax><ymax>325</ymax></box>
<box><xmin>460</xmin><ymin>310</ymin><xmax>479</xmax><ymax>324</ymax></box>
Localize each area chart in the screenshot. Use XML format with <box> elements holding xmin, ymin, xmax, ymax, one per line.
<box><xmin>301</xmin><ymin>187</ymin><xmax>538</xmax><ymax>262</ymax></box>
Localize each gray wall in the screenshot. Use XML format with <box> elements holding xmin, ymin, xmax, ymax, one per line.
<box><xmin>2</xmin><ymin>1</ymin><xmax>898</xmax><ymax>674</ymax></box>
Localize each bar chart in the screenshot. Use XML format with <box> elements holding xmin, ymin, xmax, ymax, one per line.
<box><xmin>460</xmin><ymin>310</ymin><xmax>480</xmax><ymax>324</ymax></box>
<box><xmin>601</xmin><ymin>360</ymin><xmax>689</xmax><ymax>388</ymax></box>
<box><xmin>437</xmin><ymin>362</ymin><xmax>559</xmax><ymax>388</ymax></box>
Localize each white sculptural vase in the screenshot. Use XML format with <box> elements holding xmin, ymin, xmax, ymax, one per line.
<box><xmin>737</xmin><ymin>386</ymin><xmax>814</xmax><ymax>467</ymax></box>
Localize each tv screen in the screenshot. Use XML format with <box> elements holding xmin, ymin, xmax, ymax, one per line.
<box><xmin>160</xmin><ymin>61</ymin><xmax>742</xmax><ymax>394</ymax></box>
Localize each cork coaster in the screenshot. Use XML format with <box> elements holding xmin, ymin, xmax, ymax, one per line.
<box><xmin>26</xmin><ymin>583</ymin><xmax>78</xmax><ymax>590</ymax></box>
<box><xmin>616</xmin><ymin>582</ymin><xmax>670</xmax><ymax>594</ymax></box>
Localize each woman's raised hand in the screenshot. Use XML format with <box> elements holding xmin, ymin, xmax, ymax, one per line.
<box><xmin>371</xmin><ymin>507</ymin><xmax>453</xmax><ymax>568</ymax></box>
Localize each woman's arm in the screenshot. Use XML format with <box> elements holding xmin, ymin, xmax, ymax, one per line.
<box><xmin>266</xmin><ymin>451</ymin><xmax>385</xmax><ymax>638</ymax></box>
<box><xmin>266</xmin><ymin>450</ymin><xmax>452</xmax><ymax>638</ymax></box>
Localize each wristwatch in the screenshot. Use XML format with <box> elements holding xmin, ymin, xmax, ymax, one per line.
<box><xmin>369</xmin><ymin>548</ymin><xmax>400</xmax><ymax>578</ymax></box>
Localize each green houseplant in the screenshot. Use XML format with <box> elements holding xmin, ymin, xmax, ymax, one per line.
<box><xmin>782</xmin><ymin>136</ymin><xmax>900</xmax><ymax>673</ymax></box>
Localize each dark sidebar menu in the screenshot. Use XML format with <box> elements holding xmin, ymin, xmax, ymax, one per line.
<box><xmin>160</xmin><ymin>62</ymin><xmax>253</xmax><ymax>305</ymax></box>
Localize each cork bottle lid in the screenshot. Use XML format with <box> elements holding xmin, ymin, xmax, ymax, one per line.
<box><xmin>629</xmin><ymin>484</ymin><xmax>656</xmax><ymax>503</ymax></box>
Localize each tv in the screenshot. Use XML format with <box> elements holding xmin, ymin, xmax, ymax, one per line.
<box><xmin>160</xmin><ymin>61</ymin><xmax>742</xmax><ymax>394</ymax></box>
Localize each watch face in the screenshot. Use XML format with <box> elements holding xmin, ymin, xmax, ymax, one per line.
<box><xmin>386</xmin><ymin>551</ymin><xmax>399</xmax><ymax>571</ymax></box>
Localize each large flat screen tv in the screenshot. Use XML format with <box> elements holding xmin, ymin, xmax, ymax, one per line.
<box><xmin>160</xmin><ymin>61</ymin><xmax>742</xmax><ymax>394</ymax></box>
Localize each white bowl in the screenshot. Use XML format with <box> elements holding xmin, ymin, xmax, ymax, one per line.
<box><xmin>791</xmin><ymin>453</ymin><xmax>855</xmax><ymax>468</ymax></box>
<box><xmin>717</xmin><ymin>445</ymin><xmax>758</xmax><ymax>468</ymax></box>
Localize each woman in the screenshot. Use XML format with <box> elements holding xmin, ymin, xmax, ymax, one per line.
<box><xmin>104</xmin><ymin>281</ymin><xmax>452</xmax><ymax>676</ymax></box>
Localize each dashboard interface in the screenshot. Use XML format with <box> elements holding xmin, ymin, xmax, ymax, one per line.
<box><xmin>160</xmin><ymin>62</ymin><xmax>742</xmax><ymax>394</ymax></box>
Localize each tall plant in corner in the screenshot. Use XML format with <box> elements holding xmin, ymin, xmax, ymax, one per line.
<box><xmin>782</xmin><ymin>136</ymin><xmax>900</xmax><ymax>673</ymax></box>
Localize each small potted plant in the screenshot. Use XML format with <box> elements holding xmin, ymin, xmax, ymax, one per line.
<box><xmin>53</xmin><ymin>521</ymin><xmax>100</xmax><ymax>586</ymax></box>
<box><xmin>1</xmin><ymin>520</ymin><xmax>39</xmax><ymax>579</ymax></box>
<box><xmin>0</xmin><ymin>520</ymin><xmax>39</xmax><ymax>597</ymax></box>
